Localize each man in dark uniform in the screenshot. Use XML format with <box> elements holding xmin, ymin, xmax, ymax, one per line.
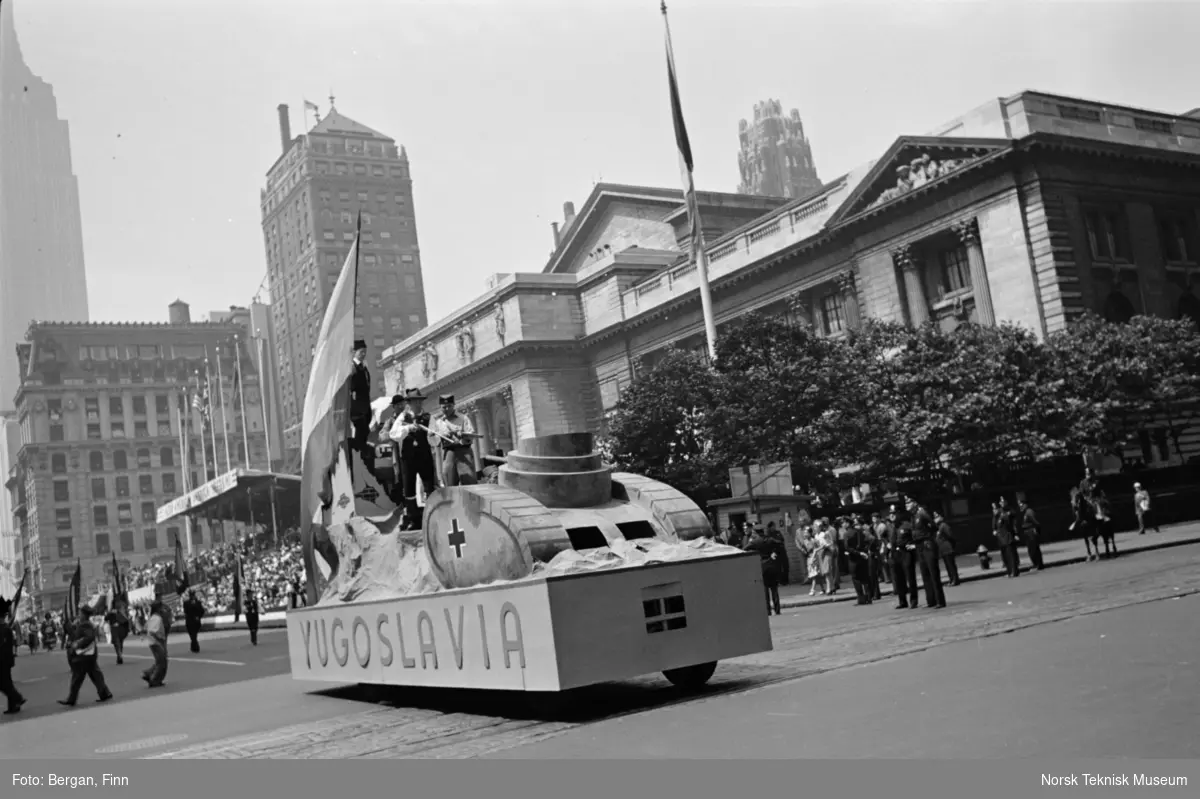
<box><xmin>934</xmin><ymin>511</ymin><xmax>960</xmax><ymax>586</ymax></box>
<box><xmin>182</xmin><ymin>590</ymin><xmax>205</xmax><ymax>653</ymax></box>
<box><xmin>244</xmin><ymin>587</ymin><xmax>260</xmax><ymax>646</ymax></box>
<box><xmin>908</xmin><ymin>498</ymin><xmax>946</xmax><ymax>608</ymax></box>
<box><xmin>994</xmin><ymin>497</ymin><xmax>1021</xmax><ymax>577</ymax></box>
<box><xmin>348</xmin><ymin>340</ymin><xmax>376</xmax><ymax>476</ymax></box>
<box><xmin>392</xmin><ymin>388</ymin><xmax>439</xmax><ymax>529</ymax></box>
<box><xmin>58</xmin><ymin>606</ymin><xmax>113</xmax><ymax>707</ymax></box>
<box><xmin>890</xmin><ymin>506</ymin><xmax>919</xmax><ymax>609</ymax></box>
<box><xmin>845</xmin><ymin>523</ymin><xmax>874</xmax><ymax>605</ymax></box>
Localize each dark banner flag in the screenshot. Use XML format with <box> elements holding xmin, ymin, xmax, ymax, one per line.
<box><xmin>173</xmin><ymin>533</ymin><xmax>189</xmax><ymax>593</ymax></box>
<box><xmin>111</xmin><ymin>550</ymin><xmax>126</xmax><ymax>601</ymax></box>
<box><xmin>63</xmin><ymin>559</ymin><xmax>82</xmax><ymax>623</ymax></box>
<box><xmin>232</xmin><ymin>555</ymin><xmax>244</xmax><ymax>623</ymax></box>
<box><xmin>301</xmin><ymin>221</ymin><xmax>362</xmax><ymax>606</ymax></box>
<box><xmin>6</xmin><ymin>569</ymin><xmax>26</xmax><ymax>621</ymax></box>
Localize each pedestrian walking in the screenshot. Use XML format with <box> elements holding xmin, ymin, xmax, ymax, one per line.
<box><xmin>244</xmin><ymin>588</ymin><xmax>260</xmax><ymax>646</ymax></box>
<box><xmin>1</xmin><ymin>597</ymin><xmax>26</xmax><ymax>715</ymax></box>
<box><xmin>1017</xmin><ymin>498</ymin><xmax>1046</xmax><ymax>571</ymax></box>
<box><xmin>1134</xmin><ymin>482</ymin><xmax>1160</xmax><ymax>535</ymax></box>
<box><xmin>994</xmin><ymin>498</ymin><xmax>1021</xmax><ymax>577</ymax></box>
<box><xmin>141</xmin><ymin>601</ymin><xmax>169</xmax><ymax>688</ymax></box>
<box><xmin>890</xmin><ymin>507</ymin><xmax>919</xmax><ymax>609</ymax></box>
<box><xmin>934</xmin><ymin>512</ymin><xmax>960</xmax><ymax>586</ymax></box>
<box><xmin>908</xmin><ymin>498</ymin><xmax>946</xmax><ymax>608</ymax></box>
<box><xmin>57</xmin><ymin>606</ymin><xmax>113</xmax><ymax>707</ymax></box>
<box><xmin>183</xmin><ymin>590</ymin><xmax>205</xmax><ymax>653</ymax></box>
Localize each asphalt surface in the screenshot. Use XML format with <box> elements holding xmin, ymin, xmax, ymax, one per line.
<box><xmin>2</xmin><ymin>540</ymin><xmax>1198</xmax><ymax>759</ymax></box>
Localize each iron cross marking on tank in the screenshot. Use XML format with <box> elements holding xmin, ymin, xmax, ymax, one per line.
<box><xmin>448</xmin><ymin>518</ymin><xmax>467</xmax><ymax>559</ymax></box>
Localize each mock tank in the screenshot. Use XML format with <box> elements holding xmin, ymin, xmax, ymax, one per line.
<box><xmin>422</xmin><ymin>432</ymin><xmax>713</xmax><ymax>590</ymax></box>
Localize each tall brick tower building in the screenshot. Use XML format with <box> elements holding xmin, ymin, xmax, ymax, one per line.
<box><xmin>261</xmin><ymin>101</ymin><xmax>429</xmax><ymax>462</ymax></box>
<box><xmin>737</xmin><ymin>99</ymin><xmax>823</xmax><ymax>200</ymax></box>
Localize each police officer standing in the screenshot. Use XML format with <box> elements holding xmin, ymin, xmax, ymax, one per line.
<box><xmin>391</xmin><ymin>388</ymin><xmax>439</xmax><ymax>529</ymax></box>
<box><xmin>244</xmin><ymin>587</ymin><xmax>260</xmax><ymax>646</ymax></box>
<box><xmin>845</xmin><ymin>522</ymin><xmax>874</xmax><ymax>606</ymax></box>
<box><xmin>348</xmin><ymin>339</ymin><xmax>375</xmax><ymax>475</ymax></box>
<box><xmin>934</xmin><ymin>511</ymin><xmax>960</xmax><ymax>586</ymax></box>
<box><xmin>1017</xmin><ymin>497</ymin><xmax>1046</xmax><ymax>571</ymax></box>
<box><xmin>890</xmin><ymin>505</ymin><xmax>920</xmax><ymax>609</ymax></box>
<box><xmin>908</xmin><ymin>498</ymin><xmax>946</xmax><ymax>608</ymax></box>
<box><xmin>994</xmin><ymin>497</ymin><xmax>1021</xmax><ymax>577</ymax></box>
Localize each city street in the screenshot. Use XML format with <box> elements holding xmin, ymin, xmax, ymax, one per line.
<box><xmin>2</xmin><ymin>535</ymin><xmax>1198</xmax><ymax>760</ymax></box>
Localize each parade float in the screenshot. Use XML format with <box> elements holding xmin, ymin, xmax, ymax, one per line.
<box><xmin>286</xmin><ymin>431</ymin><xmax>773</xmax><ymax>692</ymax></box>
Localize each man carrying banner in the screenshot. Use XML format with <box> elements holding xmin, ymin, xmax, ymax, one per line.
<box><xmin>57</xmin><ymin>605</ymin><xmax>113</xmax><ymax>707</ymax></box>
<box><xmin>105</xmin><ymin>552</ymin><xmax>130</xmax><ymax>664</ymax></box>
<box><xmin>432</xmin><ymin>394</ymin><xmax>478</xmax><ymax>488</ymax></box>
<box><xmin>183</xmin><ymin>589</ymin><xmax>205</xmax><ymax>653</ymax></box>
<box><xmin>0</xmin><ymin>595</ymin><xmax>24</xmax><ymax>715</ymax></box>
<box><xmin>391</xmin><ymin>388</ymin><xmax>439</xmax><ymax>528</ymax></box>
<box><xmin>348</xmin><ymin>339</ymin><xmax>376</xmax><ymax>475</ymax></box>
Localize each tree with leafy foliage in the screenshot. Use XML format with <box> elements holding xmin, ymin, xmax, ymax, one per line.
<box><xmin>599</xmin><ymin>348</ymin><xmax>728</xmax><ymax>506</ymax></box>
<box><xmin>704</xmin><ymin>312</ymin><xmax>863</xmax><ymax>493</ymax></box>
<box><xmin>1047</xmin><ymin>312</ymin><xmax>1200</xmax><ymax>464</ymax></box>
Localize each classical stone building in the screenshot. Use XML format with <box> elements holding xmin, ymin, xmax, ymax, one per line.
<box><xmin>378</xmin><ymin>90</ymin><xmax>1200</xmax><ymax>482</ymax></box>
<box><xmin>6</xmin><ymin>304</ymin><xmax>269</xmax><ymax>608</ymax></box>
<box><xmin>737</xmin><ymin>99</ymin><xmax>822</xmax><ymax>200</ymax></box>
<box><xmin>262</xmin><ymin>102</ymin><xmax>429</xmax><ymax>465</ymax></box>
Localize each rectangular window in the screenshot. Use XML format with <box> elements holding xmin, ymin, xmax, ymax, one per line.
<box><xmin>109</xmin><ymin>397</ymin><xmax>123</xmax><ymax>415</ymax></box>
<box><xmin>939</xmin><ymin>245</ymin><xmax>972</xmax><ymax>295</ymax></box>
<box><xmin>53</xmin><ymin>480</ymin><xmax>70</xmax><ymax>502</ymax></box>
<box><xmin>111</xmin><ymin>422</ymin><xmax>126</xmax><ymax>439</ymax></box>
<box><xmin>139</xmin><ymin>475</ymin><xmax>154</xmax><ymax>496</ymax></box>
<box><xmin>820</xmin><ymin>292</ymin><xmax>846</xmax><ymax>336</ymax></box>
<box><xmin>1158</xmin><ymin>210</ymin><xmax>1198</xmax><ymax>264</ymax></box>
<box><xmin>85</xmin><ymin>397</ymin><xmax>100</xmax><ymax>421</ymax></box>
<box><xmin>134</xmin><ymin>422</ymin><xmax>149</xmax><ymax>438</ymax></box>
<box><xmin>56</xmin><ymin>508</ymin><xmax>72</xmax><ymax>530</ymax></box>
<box><xmin>96</xmin><ymin>533</ymin><xmax>111</xmax><ymax>555</ymax></box>
<box><xmin>190</xmin><ymin>526</ymin><xmax>204</xmax><ymax>546</ymax></box>
<box><xmin>141</xmin><ymin>501</ymin><xmax>156</xmax><ymax>522</ymax></box>
<box><xmin>117</xmin><ymin>503</ymin><xmax>133</xmax><ymax>524</ymax></box>
<box><xmin>156</xmin><ymin>395</ymin><xmax>170</xmax><ymax>415</ymax></box>
<box><xmin>120</xmin><ymin>529</ymin><xmax>135</xmax><ymax>552</ymax></box>
<box><xmin>115</xmin><ymin>476</ymin><xmax>130</xmax><ymax>497</ymax></box>
<box><xmin>57</xmin><ymin>537</ymin><xmax>74</xmax><ymax>559</ymax></box>
<box><xmin>93</xmin><ymin>506</ymin><xmax>109</xmax><ymax>527</ymax></box>
<box><xmin>132</xmin><ymin>396</ymin><xmax>147</xmax><ymax>415</ymax></box>
<box><xmin>91</xmin><ymin>478</ymin><xmax>106</xmax><ymax>499</ymax></box>
<box><xmin>52</xmin><ymin>454</ymin><xmax>67</xmax><ymax>474</ymax></box>
<box><xmin>144</xmin><ymin>528</ymin><xmax>159</xmax><ymax>550</ymax></box>
<box><xmin>50</xmin><ymin>425</ymin><xmax>65</xmax><ymax>442</ymax></box>
<box><xmin>1083</xmin><ymin>206</ymin><xmax>1132</xmax><ymax>263</ymax></box>
<box><xmin>162</xmin><ymin>473</ymin><xmax>177</xmax><ymax>494</ymax></box>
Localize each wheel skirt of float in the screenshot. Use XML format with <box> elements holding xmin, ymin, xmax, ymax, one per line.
<box><xmin>286</xmin><ymin>552</ymin><xmax>773</xmax><ymax>692</ymax></box>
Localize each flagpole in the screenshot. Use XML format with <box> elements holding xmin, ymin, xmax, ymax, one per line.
<box><xmin>234</xmin><ymin>334</ymin><xmax>252</xmax><ymax>468</ymax></box>
<box><xmin>255</xmin><ymin>334</ymin><xmax>273</xmax><ymax>471</ymax></box>
<box><xmin>215</xmin><ymin>346</ymin><xmax>233</xmax><ymax>472</ymax></box>
<box><xmin>662</xmin><ymin>0</ymin><xmax>718</xmax><ymax>361</ymax></box>
<box><xmin>203</xmin><ymin>355</ymin><xmax>219</xmax><ymax>478</ymax></box>
<box><xmin>177</xmin><ymin>390</ymin><xmax>195</xmax><ymax>556</ymax></box>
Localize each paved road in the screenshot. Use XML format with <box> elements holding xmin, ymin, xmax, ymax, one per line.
<box><xmin>3</xmin><ymin>540</ymin><xmax>1195</xmax><ymax>759</ymax></box>
<box><xmin>5</xmin><ymin>628</ymin><xmax>291</xmax><ymax>722</ymax></box>
<box><xmin>488</xmin><ymin>592</ymin><xmax>1200</xmax><ymax>759</ymax></box>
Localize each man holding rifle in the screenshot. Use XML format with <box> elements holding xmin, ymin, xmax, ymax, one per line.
<box><xmin>432</xmin><ymin>394</ymin><xmax>479</xmax><ymax>488</ymax></box>
<box><xmin>389</xmin><ymin>388</ymin><xmax>440</xmax><ymax>529</ymax></box>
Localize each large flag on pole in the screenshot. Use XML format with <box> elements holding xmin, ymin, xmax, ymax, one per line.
<box><xmin>662</xmin><ymin>1</ymin><xmax>718</xmax><ymax>360</ymax></box>
<box><xmin>6</xmin><ymin>569</ymin><xmax>26</xmax><ymax>621</ymax></box>
<box><xmin>64</xmin><ymin>559</ymin><xmax>82</xmax><ymax>623</ymax></box>
<box><xmin>300</xmin><ymin>219</ymin><xmax>362</xmax><ymax>606</ymax></box>
<box><xmin>111</xmin><ymin>551</ymin><xmax>125</xmax><ymax>601</ymax></box>
<box><xmin>232</xmin><ymin>555</ymin><xmax>245</xmax><ymax>622</ymax></box>
<box><xmin>173</xmin><ymin>533</ymin><xmax>189</xmax><ymax>594</ymax></box>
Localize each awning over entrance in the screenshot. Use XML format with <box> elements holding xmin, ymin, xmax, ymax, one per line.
<box><xmin>155</xmin><ymin>468</ymin><xmax>302</xmax><ymax>529</ymax></box>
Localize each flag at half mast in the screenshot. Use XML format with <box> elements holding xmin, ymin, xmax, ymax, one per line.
<box><xmin>300</xmin><ymin>218</ymin><xmax>362</xmax><ymax>606</ymax></box>
<box><xmin>661</xmin><ymin>1</ymin><xmax>718</xmax><ymax>359</ymax></box>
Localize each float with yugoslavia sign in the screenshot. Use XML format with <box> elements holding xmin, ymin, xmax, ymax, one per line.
<box><xmin>288</xmin><ymin>431</ymin><xmax>773</xmax><ymax>692</ymax></box>
<box><xmin>287</xmin><ymin>229</ymin><xmax>771</xmax><ymax>694</ymax></box>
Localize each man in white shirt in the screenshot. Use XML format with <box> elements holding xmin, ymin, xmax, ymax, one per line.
<box><xmin>141</xmin><ymin>601</ymin><xmax>169</xmax><ymax>688</ymax></box>
<box><xmin>431</xmin><ymin>395</ymin><xmax>478</xmax><ymax>487</ymax></box>
<box><xmin>1133</xmin><ymin>482</ymin><xmax>1160</xmax><ymax>534</ymax></box>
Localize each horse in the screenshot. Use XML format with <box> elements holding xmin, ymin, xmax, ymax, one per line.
<box><xmin>1093</xmin><ymin>493</ymin><xmax>1119</xmax><ymax>558</ymax></box>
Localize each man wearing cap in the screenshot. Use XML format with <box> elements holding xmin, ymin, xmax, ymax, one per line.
<box><xmin>58</xmin><ymin>605</ymin><xmax>113</xmax><ymax>707</ymax></box>
<box><xmin>390</xmin><ymin>388</ymin><xmax>439</xmax><ymax>527</ymax></box>
<box><xmin>907</xmin><ymin>497</ymin><xmax>946</xmax><ymax>609</ymax></box>
<box><xmin>348</xmin><ymin>339</ymin><xmax>376</xmax><ymax>475</ymax></box>
<box><xmin>1134</xmin><ymin>482</ymin><xmax>1159</xmax><ymax>534</ymax></box>
<box><xmin>0</xmin><ymin>596</ymin><xmax>25</xmax><ymax>714</ymax></box>
<box><xmin>432</xmin><ymin>395</ymin><xmax>478</xmax><ymax>487</ymax></box>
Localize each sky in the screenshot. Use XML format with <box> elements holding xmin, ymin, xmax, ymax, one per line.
<box><xmin>13</xmin><ymin>0</ymin><xmax>1200</xmax><ymax>327</ymax></box>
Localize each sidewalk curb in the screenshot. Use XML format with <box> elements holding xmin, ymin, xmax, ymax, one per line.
<box><xmin>778</xmin><ymin>534</ymin><xmax>1200</xmax><ymax>610</ymax></box>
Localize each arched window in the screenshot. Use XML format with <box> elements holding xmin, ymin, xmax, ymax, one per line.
<box><xmin>1179</xmin><ymin>292</ymin><xmax>1200</xmax><ymax>331</ymax></box>
<box><xmin>89</xmin><ymin>451</ymin><xmax>104</xmax><ymax>471</ymax></box>
<box><xmin>160</xmin><ymin>447</ymin><xmax>174</xmax><ymax>467</ymax></box>
<box><xmin>1102</xmin><ymin>291</ymin><xmax>1135</xmax><ymax>324</ymax></box>
<box><xmin>113</xmin><ymin>451</ymin><xmax>128</xmax><ymax>470</ymax></box>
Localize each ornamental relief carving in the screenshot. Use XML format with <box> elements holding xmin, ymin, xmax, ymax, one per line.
<box><xmin>868</xmin><ymin>153</ymin><xmax>983</xmax><ymax>210</ymax></box>
<box><xmin>420</xmin><ymin>341</ymin><xmax>438</xmax><ymax>379</ymax></box>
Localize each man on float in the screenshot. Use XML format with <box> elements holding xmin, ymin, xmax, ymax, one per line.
<box><xmin>432</xmin><ymin>394</ymin><xmax>478</xmax><ymax>487</ymax></box>
<box><xmin>390</xmin><ymin>388</ymin><xmax>440</xmax><ymax>527</ymax></box>
<box><xmin>348</xmin><ymin>339</ymin><xmax>375</xmax><ymax>476</ymax></box>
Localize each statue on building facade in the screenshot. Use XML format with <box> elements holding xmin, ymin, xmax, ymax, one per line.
<box><xmin>420</xmin><ymin>341</ymin><xmax>438</xmax><ymax>379</ymax></box>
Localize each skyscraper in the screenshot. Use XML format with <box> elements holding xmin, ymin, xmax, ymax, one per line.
<box><xmin>0</xmin><ymin>0</ymin><xmax>89</xmax><ymax>412</ymax></box>
<box><xmin>737</xmin><ymin>99</ymin><xmax>823</xmax><ymax>201</ymax></box>
<box><xmin>261</xmin><ymin>102</ymin><xmax>428</xmax><ymax>464</ymax></box>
